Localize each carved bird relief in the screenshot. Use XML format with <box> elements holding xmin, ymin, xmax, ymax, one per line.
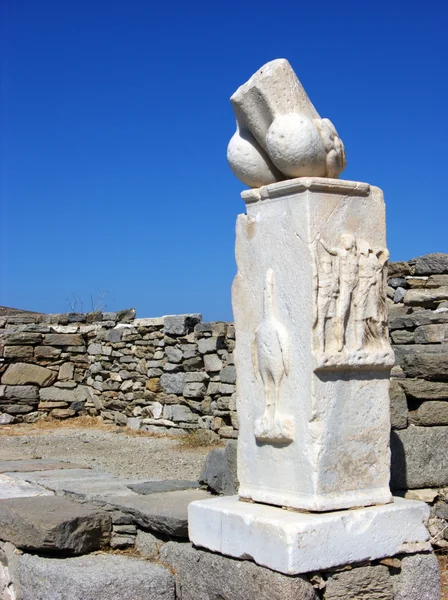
<box><xmin>253</xmin><ymin>268</ymin><xmax>293</xmax><ymax>443</ymax></box>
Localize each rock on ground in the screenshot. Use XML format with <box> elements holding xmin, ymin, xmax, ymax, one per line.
<box><xmin>394</xmin><ymin>552</ymin><xmax>441</xmax><ymax>600</ymax></box>
<box><xmin>160</xmin><ymin>541</ymin><xmax>318</xmax><ymax>600</ymax></box>
<box><xmin>323</xmin><ymin>565</ymin><xmax>393</xmax><ymax>599</ymax></box>
<box><xmin>16</xmin><ymin>553</ymin><xmax>174</xmax><ymax>600</ymax></box>
<box><xmin>0</xmin><ymin>496</ymin><xmax>111</xmax><ymax>554</ymax></box>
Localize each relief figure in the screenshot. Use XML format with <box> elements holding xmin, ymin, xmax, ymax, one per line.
<box><xmin>316</xmin><ymin>233</ymin><xmax>358</xmax><ymax>352</ymax></box>
<box><xmin>313</xmin><ymin>241</ymin><xmax>338</xmax><ymax>353</ymax></box>
<box><xmin>355</xmin><ymin>241</ymin><xmax>390</xmax><ymax>350</ymax></box>
<box><xmin>313</xmin><ymin>232</ymin><xmax>391</xmax><ymax>363</ymax></box>
<box><xmin>253</xmin><ymin>268</ymin><xmax>293</xmax><ymax>443</ymax></box>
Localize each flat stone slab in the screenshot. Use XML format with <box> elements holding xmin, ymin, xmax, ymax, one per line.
<box><xmin>104</xmin><ymin>489</ymin><xmax>212</xmax><ymax>537</ymax></box>
<box><xmin>188</xmin><ymin>496</ymin><xmax>431</xmax><ymax>575</ymax></box>
<box><xmin>0</xmin><ymin>496</ymin><xmax>111</xmax><ymax>554</ymax></box>
<box><xmin>6</xmin><ymin>469</ymin><xmax>139</xmax><ymax>499</ymax></box>
<box><xmin>15</xmin><ymin>553</ymin><xmax>174</xmax><ymax>600</ymax></box>
<box><xmin>127</xmin><ymin>479</ymin><xmax>201</xmax><ymax>495</ymax></box>
<box><xmin>0</xmin><ymin>474</ymin><xmax>53</xmax><ymax>499</ymax></box>
<box><xmin>0</xmin><ymin>459</ymin><xmax>87</xmax><ymax>473</ymax></box>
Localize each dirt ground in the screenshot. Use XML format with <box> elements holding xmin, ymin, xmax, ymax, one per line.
<box><xmin>0</xmin><ymin>418</ymin><xmax>446</xmax><ymax>597</ymax></box>
<box><xmin>0</xmin><ymin>418</ymin><xmax>217</xmax><ymax>480</ymax></box>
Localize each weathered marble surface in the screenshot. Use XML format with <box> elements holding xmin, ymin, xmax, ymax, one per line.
<box><xmin>189</xmin><ymin>496</ymin><xmax>430</xmax><ymax>575</ymax></box>
<box><xmin>233</xmin><ymin>178</ymin><xmax>394</xmax><ymax>511</ymax></box>
<box><xmin>227</xmin><ymin>59</ymin><xmax>346</xmax><ymax>187</ymax></box>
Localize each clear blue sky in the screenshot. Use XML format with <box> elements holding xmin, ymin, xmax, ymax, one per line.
<box><xmin>1</xmin><ymin>0</ymin><xmax>447</xmax><ymax>321</ymax></box>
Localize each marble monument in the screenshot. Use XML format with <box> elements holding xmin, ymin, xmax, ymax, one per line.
<box><xmin>189</xmin><ymin>59</ymin><xmax>430</xmax><ymax>574</ymax></box>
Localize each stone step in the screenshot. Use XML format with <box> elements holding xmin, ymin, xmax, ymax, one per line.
<box><xmin>0</xmin><ymin>496</ymin><xmax>111</xmax><ymax>554</ymax></box>
<box><xmin>0</xmin><ymin>459</ymin><xmax>87</xmax><ymax>473</ymax></box>
<box><xmin>103</xmin><ymin>489</ymin><xmax>212</xmax><ymax>537</ymax></box>
<box><xmin>127</xmin><ymin>479</ymin><xmax>200</xmax><ymax>495</ymax></box>
<box><xmin>0</xmin><ymin>474</ymin><xmax>53</xmax><ymax>499</ymax></box>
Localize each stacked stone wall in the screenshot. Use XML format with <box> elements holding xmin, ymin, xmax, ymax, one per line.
<box><xmin>387</xmin><ymin>253</ymin><xmax>448</xmax><ymax>551</ymax></box>
<box><xmin>0</xmin><ymin>310</ymin><xmax>237</xmax><ymax>440</ymax></box>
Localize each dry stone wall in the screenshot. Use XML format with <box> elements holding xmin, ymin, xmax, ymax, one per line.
<box><xmin>0</xmin><ymin>310</ymin><xmax>237</xmax><ymax>440</ymax></box>
<box><xmin>387</xmin><ymin>253</ymin><xmax>448</xmax><ymax>551</ymax></box>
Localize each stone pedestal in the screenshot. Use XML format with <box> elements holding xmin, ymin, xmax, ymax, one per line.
<box><xmin>234</xmin><ymin>178</ymin><xmax>394</xmax><ymax>511</ymax></box>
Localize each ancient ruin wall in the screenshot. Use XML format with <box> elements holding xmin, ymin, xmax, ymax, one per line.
<box><xmin>0</xmin><ymin>311</ymin><xmax>237</xmax><ymax>439</ymax></box>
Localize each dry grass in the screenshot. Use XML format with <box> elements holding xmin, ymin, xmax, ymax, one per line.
<box><xmin>438</xmin><ymin>552</ymin><xmax>448</xmax><ymax>600</ymax></box>
<box><xmin>0</xmin><ymin>417</ymin><xmax>208</xmax><ymax>443</ymax></box>
<box><xmin>97</xmin><ymin>546</ymin><xmax>143</xmax><ymax>559</ymax></box>
<box><xmin>177</xmin><ymin>429</ymin><xmax>224</xmax><ymax>449</ymax></box>
<box><xmin>0</xmin><ymin>416</ymin><xmax>116</xmax><ymax>436</ymax></box>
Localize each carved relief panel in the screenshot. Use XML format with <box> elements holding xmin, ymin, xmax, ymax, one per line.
<box><xmin>312</xmin><ymin>233</ymin><xmax>394</xmax><ymax>369</ymax></box>
<box><xmin>252</xmin><ymin>268</ymin><xmax>294</xmax><ymax>443</ymax></box>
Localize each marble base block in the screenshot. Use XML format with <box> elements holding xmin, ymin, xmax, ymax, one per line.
<box><xmin>188</xmin><ymin>496</ymin><xmax>430</xmax><ymax>575</ymax></box>
<box><xmin>233</xmin><ymin>177</ymin><xmax>395</xmax><ymax>511</ymax></box>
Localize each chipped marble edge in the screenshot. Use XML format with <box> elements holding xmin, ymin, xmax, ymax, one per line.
<box><xmin>241</xmin><ymin>178</ymin><xmax>371</xmax><ymax>204</ymax></box>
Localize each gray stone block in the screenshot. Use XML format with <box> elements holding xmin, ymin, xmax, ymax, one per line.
<box><xmin>3</xmin><ymin>346</ymin><xmax>34</xmax><ymax>359</ymax></box>
<box><xmin>1</xmin><ymin>363</ymin><xmax>56</xmax><ymax>387</ymax></box>
<box><xmin>103</xmin><ymin>489</ymin><xmax>211</xmax><ymax>537</ymax></box>
<box><xmin>3</xmin><ymin>332</ymin><xmax>42</xmax><ymax>345</ymax></box>
<box><xmin>220</xmin><ymin>366</ymin><xmax>236</xmax><ymax>384</ymax></box>
<box><xmin>183</xmin><ymin>382</ymin><xmax>206</xmax><ymax>398</ymax></box>
<box><xmin>127</xmin><ymin>479</ymin><xmax>200</xmax><ymax>495</ymax></box>
<box><xmin>391</xmin><ymin>426</ymin><xmax>448</xmax><ymax>489</ymax></box>
<box><xmin>160</xmin><ymin>541</ymin><xmax>317</xmax><ymax>600</ymax></box>
<box><xmin>409</xmin><ymin>401</ymin><xmax>448</xmax><ymax>426</ymax></box>
<box><xmin>0</xmin><ymin>496</ymin><xmax>111</xmax><ymax>554</ymax></box>
<box><xmin>222</xmin><ymin>440</ymin><xmax>239</xmax><ymax>495</ymax></box>
<box><xmin>165</xmin><ymin>346</ymin><xmax>183</xmax><ymax>363</ymax></box>
<box><xmin>400</xmin><ymin>379</ymin><xmax>448</xmax><ymax>400</ymax></box>
<box><xmin>389</xmin><ymin>277</ymin><xmax>407</xmax><ymax>288</ymax></box>
<box><xmin>324</xmin><ymin>564</ymin><xmax>393</xmax><ymax>599</ymax></box>
<box><xmin>160</xmin><ymin>373</ymin><xmax>186</xmax><ymax>395</ymax></box>
<box><xmin>199</xmin><ymin>447</ymin><xmax>225</xmax><ymax>493</ymax></box>
<box><xmin>394</xmin><ymin>287</ymin><xmax>406</xmax><ymax>303</ymax></box>
<box><xmin>163</xmin><ymin>314</ymin><xmax>201</xmax><ymax>336</ymax></box>
<box><xmin>390</xmin><ymin>310</ymin><xmax>448</xmax><ymax>330</ymax></box>
<box><xmin>389</xmin><ymin>380</ymin><xmax>408</xmax><ymax>430</ymax></box>
<box><xmin>1</xmin><ymin>386</ymin><xmax>39</xmax><ymax>400</ymax></box>
<box><xmin>409</xmin><ymin>253</ymin><xmax>448</xmax><ymax>275</ymax></box>
<box><xmin>39</xmin><ymin>385</ymin><xmax>92</xmax><ymax>404</ymax></box>
<box><xmin>394</xmin><ymin>552</ymin><xmax>440</xmax><ymax>600</ymax></box>
<box><xmin>390</xmin><ymin>329</ymin><xmax>415</xmax><ymax>344</ymax></box>
<box><xmin>0</xmin><ymin>414</ymin><xmax>15</xmax><ymax>424</ymax></box>
<box><xmin>394</xmin><ymin>344</ymin><xmax>448</xmax><ymax>379</ymax></box>
<box><xmin>198</xmin><ymin>337</ymin><xmax>225</xmax><ymax>354</ymax></box>
<box><xmin>388</xmin><ymin>261</ymin><xmax>411</xmax><ymax>278</ymax></box>
<box><xmin>135</xmin><ymin>530</ymin><xmax>165</xmax><ymax>560</ymax></box>
<box><xmin>199</xmin><ymin>441</ymin><xmax>239</xmax><ymax>495</ymax></box>
<box><xmin>204</xmin><ymin>353</ymin><xmax>223</xmax><ymax>372</ymax></box>
<box><xmin>404</xmin><ymin>288</ymin><xmax>448</xmax><ymax>306</ymax></box>
<box><xmin>415</xmin><ymin>323</ymin><xmax>448</xmax><ymax>343</ymax></box>
<box><xmin>0</xmin><ymin>459</ymin><xmax>85</xmax><ymax>473</ymax></box>
<box><xmin>16</xmin><ymin>553</ymin><xmax>174</xmax><ymax>600</ymax></box>
<box><xmin>43</xmin><ymin>333</ymin><xmax>84</xmax><ymax>346</ymax></box>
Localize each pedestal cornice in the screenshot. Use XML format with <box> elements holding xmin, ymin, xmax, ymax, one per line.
<box><xmin>241</xmin><ymin>177</ymin><xmax>371</xmax><ymax>204</ymax></box>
